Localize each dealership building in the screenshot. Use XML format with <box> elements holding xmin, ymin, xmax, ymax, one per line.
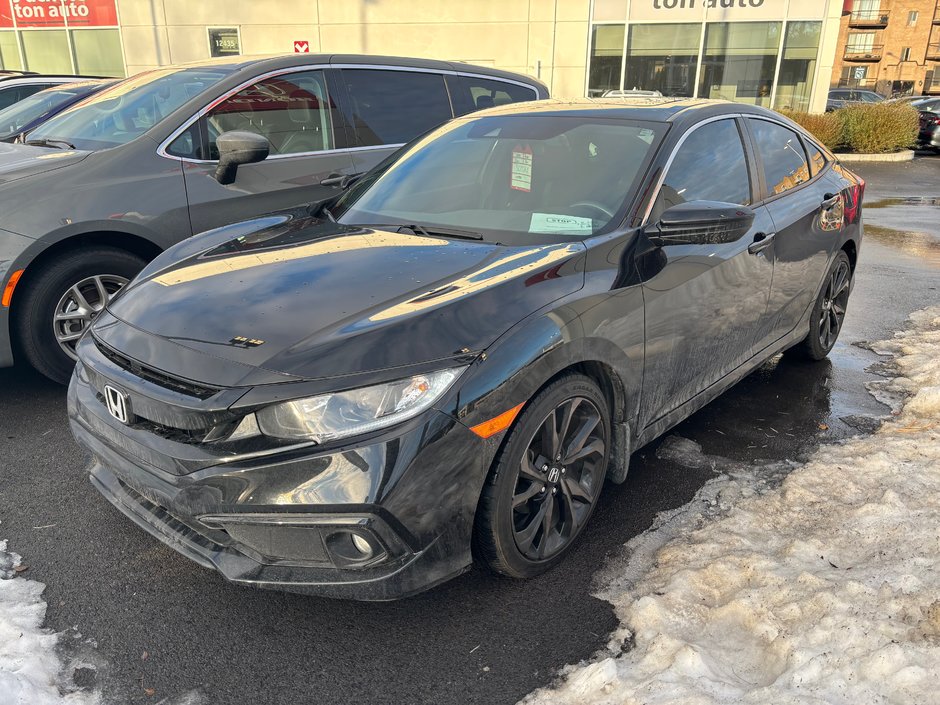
<box><xmin>1</xmin><ymin>0</ymin><xmax>844</xmax><ymax>113</ymax></box>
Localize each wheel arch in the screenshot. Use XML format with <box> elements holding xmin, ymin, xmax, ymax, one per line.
<box><xmin>840</xmin><ymin>238</ymin><xmax>858</xmax><ymax>274</ymax></box>
<box><xmin>7</xmin><ymin>230</ymin><xmax>162</xmax><ymax>354</ymax></box>
<box><xmin>458</xmin><ymin>312</ymin><xmax>641</xmax><ymax>487</ymax></box>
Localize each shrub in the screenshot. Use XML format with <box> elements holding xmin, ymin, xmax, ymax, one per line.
<box><xmin>779</xmin><ymin>109</ymin><xmax>844</xmax><ymax>150</ymax></box>
<box><xmin>839</xmin><ymin>102</ymin><xmax>920</xmax><ymax>154</ymax></box>
<box><xmin>779</xmin><ymin>102</ymin><xmax>919</xmax><ymax>154</ymax></box>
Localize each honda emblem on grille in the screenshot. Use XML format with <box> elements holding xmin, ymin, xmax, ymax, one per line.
<box><xmin>104</xmin><ymin>385</ymin><xmax>130</xmax><ymax>424</ymax></box>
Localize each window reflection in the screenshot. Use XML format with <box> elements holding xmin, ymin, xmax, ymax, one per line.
<box><xmin>625</xmin><ymin>23</ymin><xmax>700</xmax><ymax>97</ymax></box>
<box><xmin>588</xmin><ymin>24</ymin><xmax>625</xmax><ymax>96</ymax></box>
<box><xmin>773</xmin><ymin>22</ymin><xmax>821</xmax><ymax>112</ymax></box>
<box><xmin>698</xmin><ymin>22</ymin><xmax>780</xmax><ymax>106</ymax></box>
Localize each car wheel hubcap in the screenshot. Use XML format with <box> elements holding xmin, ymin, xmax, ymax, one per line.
<box><xmin>511</xmin><ymin>396</ymin><xmax>607</xmax><ymax>561</ymax></box>
<box><xmin>53</xmin><ymin>274</ymin><xmax>129</xmax><ymax>360</ymax></box>
<box><xmin>818</xmin><ymin>261</ymin><xmax>850</xmax><ymax>351</ymax></box>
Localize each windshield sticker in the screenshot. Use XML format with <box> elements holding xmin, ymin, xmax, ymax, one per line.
<box><xmin>529</xmin><ymin>213</ymin><xmax>593</xmax><ymax>234</ymax></box>
<box><xmin>510</xmin><ymin>144</ymin><xmax>533</xmax><ymax>192</ymax></box>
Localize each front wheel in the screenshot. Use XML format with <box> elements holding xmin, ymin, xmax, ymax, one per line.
<box><xmin>786</xmin><ymin>250</ymin><xmax>852</xmax><ymax>361</ymax></box>
<box><xmin>473</xmin><ymin>374</ymin><xmax>611</xmax><ymax>579</ymax></box>
<box><xmin>14</xmin><ymin>247</ymin><xmax>146</xmax><ymax>384</ymax></box>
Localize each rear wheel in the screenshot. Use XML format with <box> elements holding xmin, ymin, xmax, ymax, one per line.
<box><xmin>474</xmin><ymin>374</ymin><xmax>610</xmax><ymax>579</ymax></box>
<box><xmin>786</xmin><ymin>250</ymin><xmax>852</xmax><ymax>361</ymax></box>
<box><xmin>14</xmin><ymin>247</ymin><xmax>146</xmax><ymax>384</ymax></box>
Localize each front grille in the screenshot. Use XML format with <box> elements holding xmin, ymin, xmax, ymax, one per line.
<box><xmin>94</xmin><ymin>338</ymin><xmax>220</xmax><ymax>400</ymax></box>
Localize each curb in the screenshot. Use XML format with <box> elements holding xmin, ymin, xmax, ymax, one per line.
<box><xmin>835</xmin><ymin>150</ymin><xmax>916</xmax><ymax>163</ymax></box>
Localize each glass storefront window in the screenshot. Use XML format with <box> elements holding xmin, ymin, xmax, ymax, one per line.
<box><xmin>0</xmin><ymin>31</ymin><xmax>23</xmax><ymax>71</ymax></box>
<box><xmin>773</xmin><ymin>21</ymin><xmax>821</xmax><ymax>112</ymax></box>
<box><xmin>20</xmin><ymin>30</ymin><xmax>72</xmax><ymax>74</ymax></box>
<box><xmin>71</xmin><ymin>29</ymin><xmax>124</xmax><ymax>77</ymax></box>
<box><xmin>588</xmin><ymin>24</ymin><xmax>625</xmax><ymax>97</ymax></box>
<box><xmin>625</xmin><ymin>23</ymin><xmax>700</xmax><ymax>97</ymax></box>
<box><xmin>698</xmin><ymin>22</ymin><xmax>781</xmax><ymax>106</ymax></box>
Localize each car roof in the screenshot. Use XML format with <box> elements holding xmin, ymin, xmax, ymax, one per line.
<box><xmin>462</xmin><ymin>97</ymin><xmax>775</xmax><ymax>124</ymax></box>
<box><xmin>171</xmin><ymin>53</ymin><xmax>546</xmax><ymax>87</ymax></box>
<box><xmin>0</xmin><ymin>75</ymin><xmax>103</xmax><ymax>86</ymax></box>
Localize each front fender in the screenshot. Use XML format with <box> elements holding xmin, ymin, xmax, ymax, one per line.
<box><xmin>454</xmin><ymin>298</ymin><xmax>643</xmax><ymax>483</ymax></box>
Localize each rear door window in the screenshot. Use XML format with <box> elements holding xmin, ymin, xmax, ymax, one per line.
<box><xmin>747</xmin><ymin>118</ymin><xmax>811</xmax><ymax>197</ymax></box>
<box><xmin>651</xmin><ymin>118</ymin><xmax>751</xmax><ymax>221</ymax></box>
<box><xmin>0</xmin><ymin>83</ymin><xmax>54</xmax><ymax>110</ymax></box>
<box><xmin>197</xmin><ymin>70</ymin><xmax>338</xmax><ymax>159</ymax></box>
<box><xmin>340</xmin><ymin>69</ymin><xmax>453</xmax><ymax>147</ymax></box>
<box><xmin>450</xmin><ymin>76</ymin><xmax>538</xmax><ymax>115</ymax></box>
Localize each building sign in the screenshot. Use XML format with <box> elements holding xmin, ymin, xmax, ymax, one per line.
<box><xmin>294</xmin><ymin>40</ymin><xmax>310</xmax><ymax>53</ymax></box>
<box><xmin>0</xmin><ymin>0</ymin><xmax>118</xmax><ymax>28</ymax></box>
<box><xmin>208</xmin><ymin>27</ymin><xmax>240</xmax><ymax>57</ymax></box>
<box><xmin>631</xmin><ymin>0</ymin><xmax>824</xmax><ymax>21</ymax></box>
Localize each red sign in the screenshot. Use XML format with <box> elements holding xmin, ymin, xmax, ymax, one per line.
<box><xmin>293</xmin><ymin>40</ymin><xmax>310</xmax><ymax>53</ymax></box>
<box><xmin>0</xmin><ymin>0</ymin><xmax>118</xmax><ymax>29</ymax></box>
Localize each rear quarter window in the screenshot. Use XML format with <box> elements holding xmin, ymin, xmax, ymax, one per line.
<box><xmin>451</xmin><ymin>76</ymin><xmax>539</xmax><ymax>115</ymax></box>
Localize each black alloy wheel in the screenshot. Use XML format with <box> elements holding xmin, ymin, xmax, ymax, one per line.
<box><xmin>474</xmin><ymin>374</ymin><xmax>610</xmax><ymax>578</ymax></box>
<box><xmin>787</xmin><ymin>250</ymin><xmax>852</xmax><ymax>361</ymax></box>
<box><xmin>817</xmin><ymin>257</ymin><xmax>850</xmax><ymax>351</ymax></box>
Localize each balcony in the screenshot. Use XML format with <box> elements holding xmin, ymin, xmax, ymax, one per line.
<box><xmin>928</xmin><ymin>43</ymin><xmax>940</xmax><ymax>61</ymax></box>
<box><xmin>848</xmin><ymin>10</ymin><xmax>889</xmax><ymax>28</ymax></box>
<box><xmin>844</xmin><ymin>44</ymin><xmax>883</xmax><ymax>61</ymax></box>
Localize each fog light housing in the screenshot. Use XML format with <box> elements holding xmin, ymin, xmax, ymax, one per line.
<box><xmin>326</xmin><ymin>530</ymin><xmax>378</xmax><ymax>563</ymax></box>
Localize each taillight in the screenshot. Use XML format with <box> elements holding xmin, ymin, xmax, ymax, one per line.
<box><xmin>843</xmin><ymin>178</ymin><xmax>864</xmax><ymax>224</ymax></box>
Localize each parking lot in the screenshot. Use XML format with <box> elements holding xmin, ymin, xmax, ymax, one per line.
<box><xmin>0</xmin><ymin>156</ymin><xmax>936</xmax><ymax>705</ymax></box>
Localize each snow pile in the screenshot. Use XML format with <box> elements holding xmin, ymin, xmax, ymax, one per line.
<box><xmin>524</xmin><ymin>307</ymin><xmax>940</xmax><ymax>705</ymax></box>
<box><xmin>0</xmin><ymin>541</ymin><xmax>97</xmax><ymax>705</ymax></box>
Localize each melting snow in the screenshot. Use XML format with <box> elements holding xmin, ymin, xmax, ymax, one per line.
<box><xmin>0</xmin><ymin>541</ymin><xmax>96</xmax><ymax>705</ymax></box>
<box><xmin>524</xmin><ymin>307</ymin><xmax>940</xmax><ymax>705</ymax></box>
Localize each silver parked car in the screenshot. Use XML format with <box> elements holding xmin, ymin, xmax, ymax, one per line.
<box><xmin>0</xmin><ymin>54</ymin><xmax>547</xmax><ymax>382</ymax></box>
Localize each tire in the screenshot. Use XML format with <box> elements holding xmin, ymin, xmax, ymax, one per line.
<box><xmin>14</xmin><ymin>247</ymin><xmax>146</xmax><ymax>384</ymax></box>
<box><xmin>473</xmin><ymin>374</ymin><xmax>611</xmax><ymax>579</ymax></box>
<box><xmin>785</xmin><ymin>250</ymin><xmax>852</xmax><ymax>362</ymax></box>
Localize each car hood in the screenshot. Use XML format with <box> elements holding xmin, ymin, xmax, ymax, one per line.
<box><xmin>0</xmin><ymin>141</ymin><xmax>90</xmax><ymax>184</ymax></box>
<box><xmin>103</xmin><ymin>216</ymin><xmax>585</xmax><ymax>386</ymax></box>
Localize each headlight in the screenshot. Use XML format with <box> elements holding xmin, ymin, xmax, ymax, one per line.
<box><xmin>256</xmin><ymin>367</ymin><xmax>465</xmax><ymax>442</ymax></box>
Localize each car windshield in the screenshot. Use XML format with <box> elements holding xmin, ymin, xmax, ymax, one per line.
<box><xmin>333</xmin><ymin>115</ymin><xmax>665</xmax><ymax>240</ymax></box>
<box><xmin>0</xmin><ymin>84</ymin><xmax>104</xmax><ymax>139</ymax></box>
<box><xmin>26</xmin><ymin>67</ymin><xmax>233</xmax><ymax>150</ymax></box>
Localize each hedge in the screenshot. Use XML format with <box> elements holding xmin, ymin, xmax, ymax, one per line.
<box><xmin>778</xmin><ymin>102</ymin><xmax>920</xmax><ymax>154</ymax></box>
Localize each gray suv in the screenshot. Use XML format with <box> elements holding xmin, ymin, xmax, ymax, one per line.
<box><xmin>0</xmin><ymin>54</ymin><xmax>547</xmax><ymax>382</ymax></box>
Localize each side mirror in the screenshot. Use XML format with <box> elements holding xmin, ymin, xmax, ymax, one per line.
<box><xmin>214</xmin><ymin>131</ymin><xmax>270</xmax><ymax>185</ymax></box>
<box><xmin>646</xmin><ymin>201</ymin><xmax>755</xmax><ymax>247</ymax></box>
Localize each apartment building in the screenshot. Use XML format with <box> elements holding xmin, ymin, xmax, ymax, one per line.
<box><xmin>831</xmin><ymin>0</ymin><xmax>940</xmax><ymax>96</ymax></box>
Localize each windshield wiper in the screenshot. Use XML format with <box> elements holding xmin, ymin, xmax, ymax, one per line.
<box><xmin>375</xmin><ymin>223</ymin><xmax>483</xmax><ymax>241</ymax></box>
<box><xmin>25</xmin><ymin>138</ymin><xmax>75</xmax><ymax>150</ymax></box>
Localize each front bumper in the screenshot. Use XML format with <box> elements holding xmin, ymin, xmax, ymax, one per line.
<box><xmin>68</xmin><ymin>353</ymin><xmax>490</xmax><ymax>600</ymax></box>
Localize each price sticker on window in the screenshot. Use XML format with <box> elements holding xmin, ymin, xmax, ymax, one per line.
<box><xmin>510</xmin><ymin>144</ymin><xmax>533</xmax><ymax>192</ymax></box>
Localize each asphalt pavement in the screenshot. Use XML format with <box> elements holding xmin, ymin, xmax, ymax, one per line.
<box><xmin>1</xmin><ymin>154</ymin><xmax>938</xmax><ymax>705</ymax></box>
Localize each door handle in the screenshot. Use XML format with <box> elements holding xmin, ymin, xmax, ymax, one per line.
<box><xmin>821</xmin><ymin>192</ymin><xmax>842</xmax><ymax>210</ymax></box>
<box><xmin>747</xmin><ymin>231</ymin><xmax>775</xmax><ymax>255</ymax></box>
<box><xmin>320</xmin><ymin>171</ymin><xmax>364</xmax><ymax>188</ymax></box>
<box><xmin>320</xmin><ymin>173</ymin><xmax>348</xmax><ymax>187</ymax></box>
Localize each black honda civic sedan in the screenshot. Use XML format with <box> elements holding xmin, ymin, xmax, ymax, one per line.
<box><xmin>68</xmin><ymin>99</ymin><xmax>864</xmax><ymax>600</ymax></box>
